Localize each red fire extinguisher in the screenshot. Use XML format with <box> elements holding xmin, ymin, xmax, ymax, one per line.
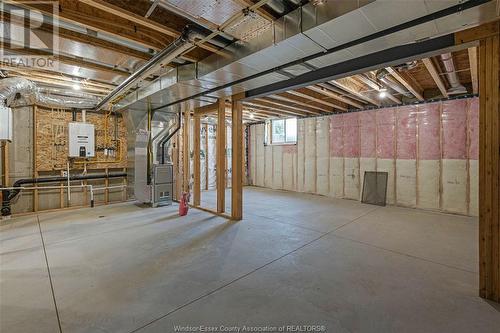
<box><xmin>179</xmin><ymin>192</ymin><xmax>190</xmax><ymax>216</ymax></box>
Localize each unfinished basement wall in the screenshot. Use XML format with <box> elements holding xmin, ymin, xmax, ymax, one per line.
<box><xmin>1</xmin><ymin>106</ymin><xmax>129</xmax><ymax>215</ymax></box>
<box><xmin>248</xmin><ymin>97</ymin><xmax>479</xmax><ymax>216</ymax></box>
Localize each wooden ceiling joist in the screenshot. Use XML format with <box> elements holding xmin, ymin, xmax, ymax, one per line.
<box><xmin>288</xmin><ymin>89</ymin><xmax>347</xmax><ymax>112</ymax></box>
<box><xmin>353</xmin><ymin>75</ymin><xmax>402</xmax><ymax>104</ymax></box>
<box><xmin>243</xmin><ymin>101</ymin><xmax>305</xmax><ymax>117</ymax></box>
<box><xmin>422</xmin><ymin>58</ymin><xmax>449</xmax><ymax>98</ymax></box>
<box><xmin>78</xmin><ymin>0</ymin><xmax>179</xmax><ymax>38</ymax></box>
<box><xmin>330</xmin><ymin>78</ymin><xmax>381</xmax><ymax>107</ymax></box>
<box><xmin>12</xmin><ymin>0</ymin><xmax>172</xmax><ymax>51</ymax></box>
<box><xmin>385</xmin><ymin>67</ymin><xmax>424</xmax><ymax>101</ymax></box>
<box><xmin>270</xmin><ymin>93</ymin><xmax>330</xmax><ymax>114</ymax></box>
<box><xmin>0</xmin><ymin>63</ymin><xmax>116</xmax><ymax>90</ymax></box>
<box><xmin>3</xmin><ymin>46</ymin><xmax>131</xmax><ymax>77</ymax></box>
<box><xmin>247</xmin><ymin>99</ymin><xmax>312</xmax><ymax>116</ymax></box>
<box><xmin>79</xmin><ymin>0</ymin><xmax>221</xmax><ymax>54</ymax></box>
<box><xmin>194</xmin><ymin>101</ymin><xmax>219</xmax><ymax>117</ymax></box>
<box><xmin>308</xmin><ymin>85</ymin><xmax>364</xmax><ymax>109</ymax></box>
<box><xmin>2</xmin><ymin>11</ymin><xmax>153</xmax><ymax>62</ymax></box>
<box><xmin>254</xmin><ymin>97</ymin><xmax>323</xmax><ymax>115</ymax></box>
<box><xmin>467</xmin><ymin>47</ymin><xmax>479</xmax><ymax>94</ymax></box>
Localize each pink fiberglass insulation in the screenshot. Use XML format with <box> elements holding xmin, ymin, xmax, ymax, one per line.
<box><xmin>376</xmin><ymin>108</ymin><xmax>396</xmax><ymax>159</ymax></box>
<box><xmin>468</xmin><ymin>97</ymin><xmax>479</xmax><ymax>160</ymax></box>
<box><xmin>330</xmin><ymin>114</ymin><xmax>344</xmax><ymax>157</ymax></box>
<box><xmin>442</xmin><ymin>99</ymin><xmax>467</xmax><ymax>159</ymax></box>
<box><xmin>418</xmin><ymin>102</ymin><xmax>441</xmax><ymax>160</ymax></box>
<box><xmin>397</xmin><ymin>105</ymin><xmax>417</xmax><ymax>159</ymax></box>
<box><xmin>343</xmin><ymin>112</ymin><xmax>360</xmax><ymax>158</ymax></box>
<box><xmin>360</xmin><ymin>111</ymin><xmax>376</xmax><ymax>158</ymax></box>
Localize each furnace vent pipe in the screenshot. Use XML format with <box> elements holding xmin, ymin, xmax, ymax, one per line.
<box><xmin>440</xmin><ymin>53</ymin><xmax>467</xmax><ymax>95</ymax></box>
<box><xmin>160</xmin><ymin>110</ymin><xmax>181</xmax><ymax>164</ymax></box>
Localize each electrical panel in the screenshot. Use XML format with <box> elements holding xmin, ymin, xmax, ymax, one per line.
<box><xmin>0</xmin><ymin>106</ymin><xmax>13</xmax><ymax>142</ymax></box>
<box><xmin>68</xmin><ymin>122</ymin><xmax>95</xmax><ymax>158</ymax></box>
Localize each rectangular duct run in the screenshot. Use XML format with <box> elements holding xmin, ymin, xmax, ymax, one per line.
<box><xmin>361</xmin><ymin>171</ymin><xmax>388</xmax><ymax>206</ymax></box>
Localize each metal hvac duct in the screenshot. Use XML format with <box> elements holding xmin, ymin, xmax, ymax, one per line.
<box><xmin>117</xmin><ymin>0</ymin><xmax>496</xmax><ymax>113</ymax></box>
<box><xmin>0</xmin><ymin>77</ymin><xmax>99</xmax><ymax>109</ymax></box>
<box><xmin>440</xmin><ymin>53</ymin><xmax>467</xmax><ymax>95</ymax></box>
<box><xmin>375</xmin><ymin>69</ymin><xmax>413</xmax><ymax>98</ymax></box>
<box><xmin>94</xmin><ymin>25</ymin><xmax>231</xmax><ymax>112</ymax></box>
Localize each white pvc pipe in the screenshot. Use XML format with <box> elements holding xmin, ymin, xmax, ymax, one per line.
<box><xmin>67</xmin><ymin>162</ymin><xmax>71</xmax><ymax>203</ymax></box>
<box><xmin>4</xmin><ymin>184</ymin><xmax>127</xmax><ymax>208</ymax></box>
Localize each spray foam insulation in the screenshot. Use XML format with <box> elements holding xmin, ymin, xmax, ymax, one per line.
<box><xmin>248</xmin><ymin>97</ymin><xmax>479</xmax><ymax>216</ymax></box>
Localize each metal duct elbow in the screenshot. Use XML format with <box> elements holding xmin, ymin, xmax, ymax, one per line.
<box><xmin>376</xmin><ymin>69</ymin><xmax>413</xmax><ymax>98</ymax></box>
<box><xmin>440</xmin><ymin>53</ymin><xmax>467</xmax><ymax>95</ymax></box>
<box><xmin>0</xmin><ymin>77</ymin><xmax>37</xmax><ymax>106</ymax></box>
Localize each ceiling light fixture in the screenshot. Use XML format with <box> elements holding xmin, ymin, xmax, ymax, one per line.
<box><xmin>378</xmin><ymin>89</ymin><xmax>387</xmax><ymax>99</ymax></box>
<box><xmin>72</xmin><ymin>83</ymin><xmax>81</xmax><ymax>91</ymax></box>
<box><xmin>249</xmin><ymin>113</ymin><xmax>255</xmax><ymax>119</ymax></box>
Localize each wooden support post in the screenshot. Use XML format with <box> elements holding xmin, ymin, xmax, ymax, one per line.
<box><xmin>216</xmin><ymin>98</ymin><xmax>226</xmax><ymax>213</ymax></box>
<box><xmin>205</xmin><ymin>123</ymin><xmax>209</xmax><ymax>191</ymax></box>
<box><xmin>231</xmin><ymin>94</ymin><xmax>244</xmax><ymax>220</ymax></box>
<box><xmin>478</xmin><ymin>29</ymin><xmax>500</xmax><ymax>302</ymax></box>
<box><xmin>458</xmin><ymin>21</ymin><xmax>500</xmax><ymax>303</ymax></box>
<box><xmin>33</xmin><ymin>106</ymin><xmax>38</xmax><ymax>212</ymax></box>
<box><xmin>193</xmin><ymin>115</ymin><xmax>201</xmax><ymax>206</ymax></box>
<box><xmin>183</xmin><ymin>109</ymin><xmax>191</xmax><ymax>193</ymax></box>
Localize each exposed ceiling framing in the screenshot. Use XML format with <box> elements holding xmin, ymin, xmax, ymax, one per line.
<box><xmin>0</xmin><ymin>0</ymin><xmax>478</xmax><ymax>123</ymax></box>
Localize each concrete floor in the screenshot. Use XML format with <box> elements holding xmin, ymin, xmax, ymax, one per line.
<box><xmin>1</xmin><ymin>187</ymin><xmax>499</xmax><ymax>333</ymax></box>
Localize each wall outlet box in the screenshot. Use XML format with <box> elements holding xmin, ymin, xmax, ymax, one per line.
<box><xmin>0</xmin><ymin>106</ymin><xmax>13</xmax><ymax>142</ymax></box>
<box><xmin>68</xmin><ymin>122</ymin><xmax>95</xmax><ymax>158</ymax></box>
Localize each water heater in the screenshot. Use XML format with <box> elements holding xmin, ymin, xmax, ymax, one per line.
<box><xmin>0</xmin><ymin>106</ymin><xmax>13</xmax><ymax>142</ymax></box>
<box><xmin>68</xmin><ymin>122</ymin><xmax>95</xmax><ymax>157</ymax></box>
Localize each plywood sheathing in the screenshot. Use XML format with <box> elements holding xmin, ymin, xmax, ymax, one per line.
<box><xmin>35</xmin><ymin>107</ymin><xmax>128</xmax><ymax>171</ymax></box>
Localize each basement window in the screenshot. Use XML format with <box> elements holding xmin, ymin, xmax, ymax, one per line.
<box><xmin>266</xmin><ymin>118</ymin><xmax>297</xmax><ymax>145</ymax></box>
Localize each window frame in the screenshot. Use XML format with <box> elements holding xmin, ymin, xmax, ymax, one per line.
<box><xmin>265</xmin><ymin>117</ymin><xmax>297</xmax><ymax>146</ymax></box>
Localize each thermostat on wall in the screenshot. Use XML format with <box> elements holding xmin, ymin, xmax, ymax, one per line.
<box><xmin>68</xmin><ymin>122</ymin><xmax>95</xmax><ymax>158</ymax></box>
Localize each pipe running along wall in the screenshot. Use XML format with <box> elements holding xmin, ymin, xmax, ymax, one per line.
<box><xmin>1</xmin><ymin>172</ymin><xmax>127</xmax><ymax>216</ymax></box>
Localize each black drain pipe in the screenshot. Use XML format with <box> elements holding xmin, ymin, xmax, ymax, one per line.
<box><xmin>1</xmin><ymin>172</ymin><xmax>127</xmax><ymax>216</ymax></box>
<box><xmin>160</xmin><ymin>110</ymin><xmax>182</xmax><ymax>164</ymax></box>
